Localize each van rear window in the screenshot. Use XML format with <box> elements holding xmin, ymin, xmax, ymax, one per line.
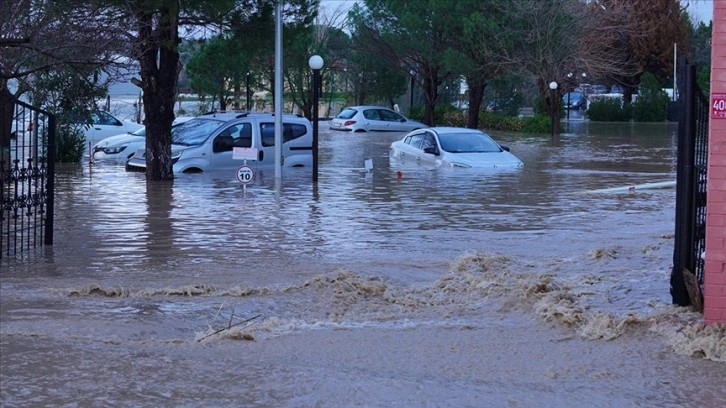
<box><xmin>260</xmin><ymin>123</ymin><xmax>308</xmax><ymax>147</ymax></box>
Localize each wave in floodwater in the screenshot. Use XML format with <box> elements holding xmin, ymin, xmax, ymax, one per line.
<box><xmin>46</xmin><ymin>252</ymin><xmax>722</xmax><ymax>362</ymax></box>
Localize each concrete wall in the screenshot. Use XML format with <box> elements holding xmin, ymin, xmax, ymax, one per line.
<box><xmin>705</xmin><ymin>2</ymin><xmax>726</xmax><ymax>324</ymax></box>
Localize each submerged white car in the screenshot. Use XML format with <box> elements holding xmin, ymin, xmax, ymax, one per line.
<box><xmin>329</xmin><ymin>105</ymin><xmax>426</xmax><ymax>132</ymax></box>
<box><xmin>91</xmin><ymin>116</ymin><xmax>194</xmax><ymax>162</ymax></box>
<box><xmin>389</xmin><ymin>127</ymin><xmax>523</xmax><ymax>169</ymax></box>
<box><xmin>79</xmin><ymin>110</ymin><xmax>144</xmax><ymax>149</ymax></box>
<box><xmin>125</xmin><ymin>111</ymin><xmax>313</xmax><ymax>174</ymax></box>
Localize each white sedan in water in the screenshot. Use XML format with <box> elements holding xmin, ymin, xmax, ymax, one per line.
<box><xmin>80</xmin><ymin>110</ymin><xmax>144</xmax><ymax>148</ymax></box>
<box><xmin>389</xmin><ymin>127</ymin><xmax>523</xmax><ymax>169</ymax></box>
<box><xmin>91</xmin><ymin>116</ymin><xmax>194</xmax><ymax>162</ymax></box>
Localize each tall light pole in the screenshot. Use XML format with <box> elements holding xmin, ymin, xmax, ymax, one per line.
<box><xmin>549</xmin><ymin>81</ymin><xmax>558</xmax><ymax>140</ymax></box>
<box><xmin>274</xmin><ymin>0</ymin><xmax>283</xmax><ymax>180</ymax></box>
<box><xmin>309</xmin><ymin>55</ymin><xmax>324</xmax><ymax>183</ymax></box>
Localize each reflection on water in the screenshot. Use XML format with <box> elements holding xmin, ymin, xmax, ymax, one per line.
<box><xmin>3</xmin><ymin>122</ymin><xmax>724</xmax><ymax>407</ymax></box>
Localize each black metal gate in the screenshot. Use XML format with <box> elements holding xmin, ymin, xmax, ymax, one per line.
<box><xmin>0</xmin><ymin>98</ymin><xmax>55</xmax><ymax>259</ymax></box>
<box><xmin>671</xmin><ymin>57</ymin><xmax>708</xmax><ymax>309</ymax></box>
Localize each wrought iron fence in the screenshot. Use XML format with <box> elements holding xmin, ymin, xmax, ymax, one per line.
<box><xmin>0</xmin><ymin>98</ymin><xmax>55</xmax><ymax>258</ymax></box>
<box><xmin>671</xmin><ymin>57</ymin><xmax>708</xmax><ymax>309</ymax></box>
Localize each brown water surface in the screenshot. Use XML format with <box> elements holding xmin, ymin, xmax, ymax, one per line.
<box><xmin>2</xmin><ymin>122</ymin><xmax>724</xmax><ymax>407</ymax></box>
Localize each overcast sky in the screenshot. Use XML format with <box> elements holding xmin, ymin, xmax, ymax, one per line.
<box><xmin>683</xmin><ymin>0</ymin><xmax>713</xmax><ymax>23</ymax></box>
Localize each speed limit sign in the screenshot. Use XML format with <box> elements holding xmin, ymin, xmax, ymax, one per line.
<box><xmin>236</xmin><ymin>165</ymin><xmax>255</xmax><ymax>184</ymax></box>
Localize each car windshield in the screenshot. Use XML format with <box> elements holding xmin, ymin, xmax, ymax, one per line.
<box><xmin>336</xmin><ymin>108</ymin><xmax>357</xmax><ymax>119</ymax></box>
<box><xmin>438</xmin><ymin>132</ymin><xmax>502</xmax><ymax>153</ymax></box>
<box><xmin>133</xmin><ymin>120</ymin><xmax>191</xmax><ymax>138</ymax></box>
<box><xmin>564</xmin><ymin>91</ymin><xmax>583</xmax><ymax>101</ymax></box>
<box><xmin>171</xmin><ymin>118</ymin><xmax>226</xmax><ymax>146</ymax></box>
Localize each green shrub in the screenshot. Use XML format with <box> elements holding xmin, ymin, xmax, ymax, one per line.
<box><xmin>408</xmin><ymin>104</ymin><xmax>464</xmax><ymax>125</ymax></box>
<box><xmin>520</xmin><ymin>114</ymin><xmax>552</xmax><ymax>133</ymax></box>
<box><xmin>55</xmin><ymin>123</ymin><xmax>86</xmax><ymax>163</ymax></box>
<box><xmin>488</xmin><ymin>93</ymin><xmax>524</xmax><ymax>117</ymax></box>
<box><xmin>587</xmin><ymin>98</ymin><xmax>632</xmax><ymax>121</ymax></box>
<box><xmin>441</xmin><ymin>110</ymin><xmax>467</xmax><ymax>127</ymax></box>
<box><xmin>631</xmin><ymin>72</ymin><xmax>670</xmax><ymax>122</ymax></box>
<box><xmin>413</xmin><ymin>104</ymin><xmax>552</xmax><ymax>134</ymax></box>
<box><xmin>532</xmin><ymin>95</ymin><xmax>548</xmax><ymax>115</ymax></box>
<box><xmin>478</xmin><ymin>112</ymin><xmax>523</xmax><ymax>131</ymax></box>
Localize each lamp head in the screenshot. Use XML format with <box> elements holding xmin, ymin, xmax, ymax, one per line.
<box><xmin>308</xmin><ymin>55</ymin><xmax>324</xmax><ymax>70</ymax></box>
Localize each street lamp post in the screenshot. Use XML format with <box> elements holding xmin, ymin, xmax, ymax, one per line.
<box><xmin>309</xmin><ymin>55</ymin><xmax>324</xmax><ymax>183</ymax></box>
<box><xmin>549</xmin><ymin>81</ymin><xmax>558</xmax><ymax>140</ymax></box>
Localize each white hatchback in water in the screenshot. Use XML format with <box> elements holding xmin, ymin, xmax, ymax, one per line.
<box><xmin>389</xmin><ymin>127</ymin><xmax>523</xmax><ymax>169</ymax></box>
<box><xmin>329</xmin><ymin>105</ymin><xmax>426</xmax><ymax>132</ymax></box>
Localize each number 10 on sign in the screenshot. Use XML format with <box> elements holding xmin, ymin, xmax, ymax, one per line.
<box><xmin>236</xmin><ymin>165</ymin><xmax>254</xmax><ymax>185</ymax></box>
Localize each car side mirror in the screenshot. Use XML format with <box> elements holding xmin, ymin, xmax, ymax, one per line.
<box><xmin>499</xmin><ymin>145</ymin><xmax>510</xmax><ymax>152</ymax></box>
<box><xmin>423</xmin><ymin>146</ymin><xmax>438</xmax><ymax>155</ymax></box>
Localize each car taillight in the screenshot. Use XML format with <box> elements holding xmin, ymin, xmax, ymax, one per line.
<box><xmin>344</xmin><ymin>120</ymin><xmax>356</xmax><ymax>126</ymax></box>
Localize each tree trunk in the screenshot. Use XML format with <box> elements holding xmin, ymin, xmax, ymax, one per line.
<box><xmin>540</xmin><ymin>78</ymin><xmax>561</xmax><ymax>143</ymax></box>
<box><xmin>0</xmin><ymin>79</ymin><xmax>14</xmax><ymax>174</ymax></box>
<box><xmin>548</xmin><ymin>90</ymin><xmax>561</xmax><ymax>142</ymax></box>
<box><xmin>422</xmin><ymin>67</ymin><xmax>440</xmax><ymax>126</ymax></box>
<box><xmin>233</xmin><ymin>73</ymin><xmax>240</xmax><ymax>109</ymax></box>
<box><xmin>466</xmin><ymin>81</ymin><xmax>485</xmax><ymax>129</ymax></box>
<box><xmin>135</xmin><ymin>2</ymin><xmax>180</xmax><ymax>182</ymax></box>
<box><xmin>219</xmin><ymin>86</ymin><xmax>227</xmax><ymax>111</ymax></box>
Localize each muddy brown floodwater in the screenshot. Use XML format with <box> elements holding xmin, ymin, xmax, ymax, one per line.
<box><xmin>1</xmin><ymin>122</ymin><xmax>724</xmax><ymax>407</ymax></box>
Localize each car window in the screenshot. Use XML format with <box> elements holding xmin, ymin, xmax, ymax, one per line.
<box><xmin>212</xmin><ymin>134</ymin><xmax>235</xmax><ymax>152</ymax></box>
<box><xmin>438</xmin><ymin>132</ymin><xmax>501</xmax><ymax>153</ymax></box>
<box><xmin>172</xmin><ymin>118</ymin><xmax>226</xmax><ymax>146</ymax></box>
<box><xmin>362</xmin><ymin>109</ymin><xmax>381</xmax><ymax>120</ymax></box>
<box><xmin>379</xmin><ymin>109</ymin><xmax>403</xmax><ymax>122</ymax></box>
<box><xmin>260</xmin><ymin>122</ymin><xmax>308</xmax><ymax>147</ymax></box>
<box><xmin>421</xmin><ymin>133</ymin><xmax>436</xmax><ymax>150</ymax></box>
<box><xmin>93</xmin><ymin>111</ymin><xmax>120</xmax><ymax>126</ymax></box>
<box><xmin>283</xmin><ymin>123</ymin><xmax>307</xmax><ymax>143</ymax></box>
<box><xmin>405</xmin><ymin>134</ymin><xmax>424</xmax><ymax>149</ymax></box>
<box><xmin>336</xmin><ymin>108</ymin><xmax>357</xmax><ymax>119</ymax></box>
<box><xmin>218</xmin><ymin>123</ymin><xmax>252</xmax><ymax>148</ymax></box>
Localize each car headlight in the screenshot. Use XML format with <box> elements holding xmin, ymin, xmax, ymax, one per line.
<box><xmin>102</xmin><ymin>145</ymin><xmax>127</xmax><ymax>154</ymax></box>
<box><xmin>171</xmin><ymin>149</ymin><xmax>183</xmax><ymax>164</ymax></box>
<box><xmin>449</xmin><ymin>162</ymin><xmax>471</xmax><ymax>168</ymax></box>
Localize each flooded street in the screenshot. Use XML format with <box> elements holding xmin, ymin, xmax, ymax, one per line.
<box><xmin>1</xmin><ymin>121</ymin><xmax>724</xmax><ymax>407</ymax></box>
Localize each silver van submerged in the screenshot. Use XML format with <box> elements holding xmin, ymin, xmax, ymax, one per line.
<box><xmin>125</xmin><ymin>111</ymin><xmax>313</xmax><ymax>174</ymax></box>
